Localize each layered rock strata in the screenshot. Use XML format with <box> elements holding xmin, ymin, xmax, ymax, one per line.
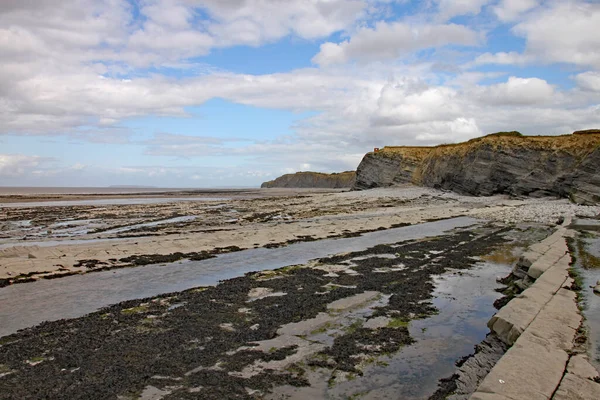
<box><xmin>354</xmin><ymin>131</ymin><xmax>600</xmax><ymax>205</ymax></box>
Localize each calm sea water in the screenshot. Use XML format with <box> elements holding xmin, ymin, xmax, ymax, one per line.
<box><xmin>0</xmin><ymin>187</ymin><xmax>241</xmax><ymax>195</ymax></box>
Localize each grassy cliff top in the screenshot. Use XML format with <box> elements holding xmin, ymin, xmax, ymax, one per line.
<box><xmin>377</xmin><ymin>130</ymin><xmax>600</xmax><ymax>160</ymax></box>
<box><xmin>284</xmin><ymin>171</ymin><xmax>355</xmax><ymax>176</ymax></box>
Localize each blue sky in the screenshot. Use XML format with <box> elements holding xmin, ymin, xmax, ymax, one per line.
<box><xmin>1</xmin><ymin>0</ymin><xmax>600</xmax><ymax>187</ymax></box>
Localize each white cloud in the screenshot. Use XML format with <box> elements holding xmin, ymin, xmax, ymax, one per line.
<box><xmin>436</xmin><ymin>0</ymin><xmax>491</xmax><ymax>21</ymax></box>
<box><xmin>313</xmin><ymin>21</ymin><xmax>480</xmax><ymax>66</ymax></box>
<box><xmin>200</xmin><ymin>0</ymin><xmax>369</xmax><ymax>45</ymax></box>
<box><xmin>513</xmin><ymin>1</ymin><xmax>600</xmax><ymax>68</ymax></box>
<box><xmin>371</xmin><ymin>81</ymin><xmax>462</xmax><ymax>126</ymax></box>
<box><xmin>0</xmin><ymin>0</ymin><xmax>377</xmax><ymax>73</ymax></box>
<box><xmin>141</xmin><ymin>1</ymin><xmax>194</xmax><ymax>29</ymax></box>
<box><xmin>476</xmin><ymin>77</ymin><xmax>554</xmax><ymax>105</ymax></box>
<box><xmin>2</xmin><ymin>0</ymin><xmax>600</xmax><ymax>186</ymax></box>
<box><xmin>71</xmin><ymin>163</ymin><xmax>87</xmax><ymax>171</ymax></box>
<box><xmin>575</xmin><ymin>71</ymin><xmax>600</xmax><ymax>92</ymax></box>
<box><xmin>413</xmin><ymin>118</ymin><xmax>481</xmax><ymax>142</ymax></box>
<box><xmin>472</xmin><ymin>2</ymin><xmax>600</xmax><ymax>69</ymax></box>
<box><xmin>0</xmin><ymin>154</ymin><xmax>53</xmax><ymax>177</ymax></box>
<box><xmin>493</xmin><ymin>0</ymin><xmax>539</xmax><ymax>22</ymax></box>
<box><xmin>474</xmin><ymin>51</ymin><xmax>532</xmax><ymax>66</ymax></box>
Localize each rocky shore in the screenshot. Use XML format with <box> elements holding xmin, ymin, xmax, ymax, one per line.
<box><xmin>0</xmin><ymin>218</ymin><xmax>545</xmax><ymax>399</ymax></box>
<box><xmin>2</xmin><ymin>187</ymin><xmax>599</xmax><ymax>286</ymax></box>
<box><xmin>1</xmin><ymin>187</ymin><xmax>600</xmax><ymax>399</ymax></box>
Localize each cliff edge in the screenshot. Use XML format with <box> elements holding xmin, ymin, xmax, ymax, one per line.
<box><xmin>354</xmin><ymin>130</ymin><xmax>600</xmax><ymax>205</ymax></box>
<box><xmin>261</xmin><ymin>171</ymin><xmax>356</xmax><ymax>189</ymax></box>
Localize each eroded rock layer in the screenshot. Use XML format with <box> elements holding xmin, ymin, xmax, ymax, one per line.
<box><xmin>354</xmin><ymin>131</ymin><xmax>600</xmax><ymax>204</ymax></box>
<box><xmin>262</xmin><ymin>171</ymin><xmax>355</xmax><ymax>189</ymax></box>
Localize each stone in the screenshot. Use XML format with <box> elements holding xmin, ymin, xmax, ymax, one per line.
<box><xmin>516</xmin><ymin>251</ymin><xmax>539</xmax><ymax>270</ymax></box>
<box><xmin>488</xmin><ymin>295</ymin><xmax>544</xmax><ymax>345</ymax></box>
<box><xmin>528</xmin><ymin>243</ymin><xmax>549</xmax><ymax>255</ymax></box>
<box><xmin>475</xmin><ymin>335</ymin><xmax>568</xmax><ymax>400</ymax></box>
<box><xmin>553</xmin><ymin>373</ymin><xmax>600</xmax><ymax>400</ymax></box>
<box><xmin>567</xmin><ymin>355</ymin><xmax>600</xmax><ymax>380</ymax></box>
<box><xmin>534</xmin><ymin>264</ymin><xmax>569</xmax><ymax>291</ymax></box>
<box><xmin>449</xmin><ymin>335</ymin><xmax>508</xmax><ymax>399</ymax></box>
<box><xmin>527</xmin><ymin>259</ymin><xmax>554</xmax><ymax>280</ymax></box>
<box><xmin>528</xmin><ymin>251</ymin><xmax>569</xmax><ymax>280</ymax></box>
<box><xmin>520</xmin><ymin>302</ymin><xmax>579</xmax><ymax>352</ymax></box>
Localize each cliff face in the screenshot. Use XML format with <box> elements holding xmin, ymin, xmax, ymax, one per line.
<box><xmin>354</xmin><ymin>131</ymin><xmax>600</xmax><ymax>204</ymax></box>
<box><xmin>353</xmin><ymin>147</ymin><xmax>432</xmax><ymax>189</ymax></box>
<box><xmin>261</xmin><ymin>171</ymin><xmax>356</xmax><ymax>189</ymax></box>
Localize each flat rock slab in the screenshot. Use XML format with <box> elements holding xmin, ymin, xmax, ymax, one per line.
<box><xmin>567</xmin><ymin>355</ymin><xmax>600</xmax><ymax>380</ymax></box>
<box><xmin>488</xmin><ymin>282</ymin><xmax>558</xmax><ymax>346</ymax></box>
<box><xmin>473</xmin><ymin>227</ymin><xmax>597</xmax><ymax>400</ymax></box>
<box><xmin>523</xmin><ymin>289</ymin><xmax>580</xmax><ymax>352</ymax></box>
<box><xmin>553</xmin><ymin>373</ymin><xmax>600</xmax><ymax>400</ymax></box>
<box><xmin>528</xmin><ymin>250</ymin><xmax>568</xmax><ymax>280</ymax></box>
<box><xmin>473</xmin><ymin>335</ymin><xmax>568</xmax><ymax>400</ymax></box>
<box><xmin>326</xmin><ymin>291</ymin><xmax>380</xmax><ymax>311</ymax></box>
<box><xmin>489</xmin><ymin>252</ymin><xmax>569</xmax><ymax>346</ymax></box>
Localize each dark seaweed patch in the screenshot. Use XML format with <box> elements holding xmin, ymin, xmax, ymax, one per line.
<box><xmin>0</xmin><ymin>225</ymin><xmax>510</xmax><ymax>399</ymax></box>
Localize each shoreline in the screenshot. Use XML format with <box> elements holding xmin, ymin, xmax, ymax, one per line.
<box><xmin>0</xmin><ymin>188</ymin><xmax>340</xmax><ymax>204</ymax></box>
<box><xmin>2</xmin><ymin>187</ymin><xmax>598</xmax><ymax>286</ymax></box>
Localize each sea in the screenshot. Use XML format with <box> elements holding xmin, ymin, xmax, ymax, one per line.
<box><xmin>0</xmin><ymin>187</ymin><xmax>250</xmax><ymax>195</ymax></box>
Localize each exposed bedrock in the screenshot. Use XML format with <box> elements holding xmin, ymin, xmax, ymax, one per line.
<box><xmin>354</xmin><ymin>130</ymin><xmax>600</xmax><ymax>204</ymax></box>
<box><xmin>261</xmin><ymin>171</ymin><xmax>355</xmax><ymax>189</ymax></box>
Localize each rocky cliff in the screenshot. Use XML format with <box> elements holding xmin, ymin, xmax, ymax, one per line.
<box><xmin>261</xmin><ymin>171</ymin><xmax>356</xmax><ymax>189</ymax></box>
<box><xmin>354</xmin><ymin>130</ymin><xmax>600</xmax><ymax>204</ymax></box>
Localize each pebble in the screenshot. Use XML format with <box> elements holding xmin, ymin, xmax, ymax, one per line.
<box><xmin>342</xmin><ymin>187</ymin><xmax>600</xmax><ymax>225</ymax></box>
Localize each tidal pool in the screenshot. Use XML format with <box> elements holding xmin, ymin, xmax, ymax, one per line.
<box><xmin>268</xmin><ymin>261</ymin><xmax>509</xmax><ymax>400</ymax></box>
<box><xmin>0</xmin><ymin>219</ymin><xmax>548</xmax><ymax>400</ymax></box>
<box><xmin>0</xmin><ymin>217</ymin><xmax>478</xmax><ymax>337</ymax></box>
<box><xmin>570</xmin><ymin>221</ymin><xmax>600</xmax><ymax>372</ymax></box>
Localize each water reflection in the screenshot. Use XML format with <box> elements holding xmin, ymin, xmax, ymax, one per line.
<box><xmin>0</xmin><ymin>217</ymin><xmax>478</xmax><ymax>337</ymax></box>
<box><xmin>0</xmin><ymin>197</ymin><xmax>230</xmax><ymax>208</ymax></box>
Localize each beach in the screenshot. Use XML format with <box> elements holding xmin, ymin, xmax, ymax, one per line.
<box><xmin>2</xmin><ymin>186</ymin><xmax>598</xmax><ymax>286</ymax></box>
<box><xmin>1</xmin><ymin>187</ymin><xmax>599</xmax><ymax>399</ymax></box>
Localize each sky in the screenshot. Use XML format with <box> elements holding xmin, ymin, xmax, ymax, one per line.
<box><xmin>1</xmin><ymin>0</ymin><xmax>600</xmax><ymax>188</ymax></box>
